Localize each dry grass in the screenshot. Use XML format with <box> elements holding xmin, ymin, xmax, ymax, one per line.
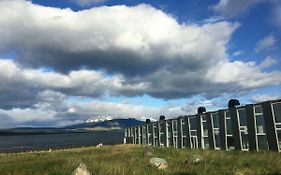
<box><xmin>0</xmin><ymin>145</ymin><xmax>281</xmax><ymax>175</ymax></box>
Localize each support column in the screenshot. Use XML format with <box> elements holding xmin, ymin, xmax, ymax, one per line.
<box><xmin>137</xmin><ymin>126</ymin><xmax>141</xmax><ymax>145</ymax></box>
<box><xmin>156</xmin><ymin>122</ymin><xmax>161</xmax><ymax>146</ymax></box>
<box><xmin>197</xmin><ymin>114</ymin><xmax>203</xmax><ymax>149</ymax></box>
<box><xmin>134</xmin><ymin>127</ymin><xmax>137</xmax><ymax>144</ymax></box>
<box><xmin>230</xmin><ymin>107</ymin><xmax>242</xmax><ymax>150</ymax></box>
<box><xmin>152</xmin><ymin>123</ymin><xmax>156</xmax><ymax>146</ymax></box>
<box><xmin>164</xmin><ymin>121</ymin><xmax>169</xmax><ymax>147</ymax></box>
<box><xmin>206</xmin><ymin>112</ymin><xmax>215</xmax><ymax>149</ymax></box>
<box><xmin>246</xmin><ymin>104</ymin><xmax>258</xmax><ymax>151</ymax></box>
<box><xmin>184</xmin><ymin>116</ymin><xmax>192</xmax><ymax>148</ymax></box>
<box><xmin>262</xmin><ymin>101</ymin><xmax>279</xmax><ymax>151</ymax></box>
<box><xmin>141</xmin><ymin>126</ymin><xmax>144</xmax><ymax>145</ymax></box>
<box><xmin>219</xmin><ymin>110</ymin><xmax>227</xmax><ymax>150</ymax></box>
<box><xmin>169</xmin><ymin>120</ymin><xmax>175</xmax><ymax>147</ymax></box>
<box><xmin>146</xmin><ymin>124</ymin><xmax>150</xmax><ymax>145</ymax></box>
<box><xmin>177</xmin><ymin>117</ymin><xmax>183</xmax><ymax>148</ymax></box>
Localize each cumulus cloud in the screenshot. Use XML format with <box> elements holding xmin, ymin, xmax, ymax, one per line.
<box><xmin>0</xmin><ymin>59</ymin><xmax>148</xmax><ymax>108</ymax></box>
<box><xmin>0</xmin><ymin>1</ymin><xmax>280</xmax><ymax>127</ymax></box>
<box><xmin>255</xmin><ymin>34</ymin><xmax>277</xmax><ymax>52</ymax></box>
<box><xmin>0</xmin><ymin>0</ymin><xmax>237</xmax><ymax>75</ymax></box>
<box><xmin>0</xmin><ymin>1</ymin><xmax>279</xmax><ymax>99</ymax></box>
<box><xmin>0</xmin><ymin>97</ymin><xmax>195</xmax><ymax>128</ymax></box>
<box><xmin>212</xmin><ymin>0</ymin><xmax>266</xmax><ymax>17</ymax></box>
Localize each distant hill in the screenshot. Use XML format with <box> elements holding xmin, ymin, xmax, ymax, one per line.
<box><xmin>65</xmin><ymin>118</ymin><xmax>143</xmax><ymax>129</ymax></box>
<box><xmin>0</xmin><ymin>118</ymin><xmax>144</xmax><ymax>135</ymax></box>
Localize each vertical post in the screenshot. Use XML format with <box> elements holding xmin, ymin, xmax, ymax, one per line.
<box><xmin>137</xmin><ymin>126</ymin><xmax>141</xmax><ymax>145</ymax></box>
<box><xmin>156</xmin><ymin>122</ymin><xmax>161</xmax><ymax>146</ymax></box>
<box><xmin>124</xmin><ymin>128</ymin><xmax>127</xmax><ymax>144</ymax></box>
<box><xmin>177</xmin><ymin>117</ymin><xmax>183</xmax><ymax>148</ymax></box>
<box><xmin>124</xmin><ymin>128</ymin><xmax>127</xmax><ymax>138</ymax></box>
<box><xmin>219</xmin><ymin>110</ymin><xmax>227</xmax><ymax>150</ymax></box>
<box><xmin>184</xmin><ymin>116</ymin><xmax>192</xmax><ymax>148</ymax></box>
<box><xmin>169</xmin><ymin>120</ymin><xmax>175</xmax><ymax>147</ymax></box>
<box><xmin>128</xmin><ymin>127</ymin><xmax>133</xmax><ymax>144</ymax></box>
<box><xmin>139</xmin><ymin>125</ymin><xmax>145</xmax><ymax>144</ymax></box>
<box><xmin>146</xmin><ymin>124</ymin><xmax>150</xmax><ymax>145</ymax></box>
<box><xmin>246</xmin><ymin>104</ymin><xmax>258</xmax><ymax>151</ymax></box>
<box><xmin>262</xmin><ymin>101</ymin><xmax>279</xmax><ymax>151</ymax></box>
<box><xmin>134</xmin><ymin>127</ymin><xmax>137</xmax><ymax>144</ymax></box>
<box><xmin>151</xmin><ymin>123</ymin><xmax>156</xmax><ymax>146</ymax></box>
<box><xmin>206</xmin><ymin>112</ymin><xmax>215</xmax><ymax>149</ymax></box>
<box><xmin>164</xmin><ymin>121</ymin><xmax>169</xmax><ymax>147</ymax></box>
<box><xmin>230</xmin><ymin>107</ymin><xmax>242</xmax><ymax>150</ymax></box>
<box><xmin>197</xmin><ymin>114</ymin><xmax>203</xmax><ymax>149</ymax></box>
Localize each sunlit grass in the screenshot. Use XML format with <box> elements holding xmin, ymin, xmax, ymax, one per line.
<box><xmin>0</xmin><ymin>145</ymin><xmax>281</xmax><ymax>175</ymax></box>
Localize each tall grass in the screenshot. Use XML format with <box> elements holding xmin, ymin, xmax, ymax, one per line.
<box><xmin>0</xmin><ymin>145</ymin><xmax>281</xmax><ymax>175</ymax></box>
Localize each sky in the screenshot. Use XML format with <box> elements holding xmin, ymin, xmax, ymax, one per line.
<box><xmin>0</xmin><ymin>0</ymin><xmax>280</xmax><ymax>128</ymax></box>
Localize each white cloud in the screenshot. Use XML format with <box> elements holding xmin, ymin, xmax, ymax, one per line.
<box><xmin>0</xmin><ymin>1</ymin><xmax>280</xmax><ymax>127</ymax></box>
<box><xmin>0</xmin><ymin>97</ymin><xmax>194</xmax><ymax>128</ymax></box>
<box><xmin>212</xmin><ymin>0</ymin><xmax>266</xmax><ymax>17</ymax></box>
<box><xmin>255</xmin><ymin>34</ymin><xmax>277</xmax><ymax>52</ymax></box>
<box><xmin>259</xmin><ymin>56</ymin><xmax>277</xmax><ymax>69</ymax></box>
<box><xmin>233</xmin><ymin>50</ymin><xmax>243</xmax><ymax>56</ymax></box>
<box><xmin>0</xmin><ymin>1</ymin><xmax>280</xmax><ymax>100</ymax></box>
<box><xmin>251</xmin><ymin>94</ymin><xmax>280</xmax><ymax>103</ymax></box>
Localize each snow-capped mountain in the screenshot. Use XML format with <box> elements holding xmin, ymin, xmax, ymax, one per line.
<box><xmin>66</xmin><ymin>118</ymin><xmax>143</xmax><ymax>129</ymax></box>
<box><xmin>85</xmin><ymin>115</ymin><xmax>114</xmax><ymax>123</ymax></box>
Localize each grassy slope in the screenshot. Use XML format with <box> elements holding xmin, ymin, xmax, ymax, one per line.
<box><xmin>0</xmin><ymin>145</ymin><xmax>281</xmax><ymax>175</ymax></box>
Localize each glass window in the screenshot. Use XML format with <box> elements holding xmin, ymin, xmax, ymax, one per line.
<box><xmin>273</xmin><ymin>102</ymin><xmax>281</xmax><ymax>123</ymax></box>
<box><xmin>225</xmin><ymin>111</ymin><xmax>233</xmax><ymax>135</ymax></box>
<box><xmin>254</xmin><ymin>106</ymin><xmax>263</xmax><ymax>114</ymax></box>
<box><xmin>238</xmin><ymin>108</ymin><xmax>247</xmax><ymax>126</ymax></box>
<box><xmin>190</xmin><ymin>117</ymin><xmax>197</xmax><ymax>130</ymax></box>
<box><xmin>257</xmin><ymin>135</ymin><xmax>268</xmax><ymax>150</ymax></box>
<box><xmin>256</xmin><ymin>114</ymin><xmax>265</xmax><ymax>134</ymax></box>
<box><xmin>212</xmin><ymin>113</ymin><xmax>219</xmax><ymax>128</ymax></box>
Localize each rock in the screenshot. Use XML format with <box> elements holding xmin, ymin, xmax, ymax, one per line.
<box><xmin>96</xmin><ymin>143</ymin><xmax>103</xmax><ymax>148</ymax></box>
<box><xmin>72</xmin><ymin>163</ymin><xmax>92</xmax><ymax>175</ymax></box>
<box><xmin>149</xmin><ymin>157</ymin><xmax>168</xmax><ymax>169</ymax></box>
<box><xmin>48</xmin><ymin>149</ymin><xmax>52</xmax><ymax>152</ymax></box>
<box><xmin>143</xmin><ymin>146</ymin><xmax>154</xmax><ymax>157</ymax></box>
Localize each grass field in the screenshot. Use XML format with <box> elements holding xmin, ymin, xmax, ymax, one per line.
<box><xmin>0</xmin><ymin>144</ymin><xmax>281</xmax><ymax>175</ymax></box>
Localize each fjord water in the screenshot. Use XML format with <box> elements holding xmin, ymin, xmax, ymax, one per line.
<box><xmin>0</xmin><ymin>130</ymin><xmax>123</xmax><ymax>153</ymax></box>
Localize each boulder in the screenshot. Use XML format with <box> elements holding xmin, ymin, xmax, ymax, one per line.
<box><xmin>72</xmin><ymin>163</ymin><xmax>92</xmax><ymax>175</ymax></box>
<box><xmin>96</xmin><ymin>143</ymin><xmax>103</xmax><ymax>148</ymax></box>
<box><xmin>149</xmin><ymin>157</ymin><xmax>168</xmax><ymax>169</ymax></box>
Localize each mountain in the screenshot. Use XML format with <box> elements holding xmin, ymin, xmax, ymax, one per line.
<box><xmin>66</xmin><ymin>118</ymin><xmax>143</xmax><ymax>129</ymax></box>
<box><xmin>85</xmin><ymin>115</ymin><xmax>114</xmax><ymax>123</ymax></box>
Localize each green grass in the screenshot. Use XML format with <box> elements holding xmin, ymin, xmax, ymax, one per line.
<box><xmin>0</xmin><ymin>145</ymin><xmax>281</xmax><ymax>175</ymax></box>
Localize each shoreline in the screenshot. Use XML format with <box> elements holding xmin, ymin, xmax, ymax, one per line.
<box><xmin>0</xmin><ymin>130</ymin><xmax>123</xmax><ymax>153</ymax></box>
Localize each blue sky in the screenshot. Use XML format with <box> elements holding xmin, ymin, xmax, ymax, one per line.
<box><xmin>0</xmin><ymin>0</ymin><xmax>280</xmax><ymax>128</ymax></box>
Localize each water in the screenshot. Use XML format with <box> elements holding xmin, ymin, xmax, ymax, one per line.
<box><xmin>0</xmin><ymin>130</ymin><xmax>123</xmax><ymax>153</ymax></box>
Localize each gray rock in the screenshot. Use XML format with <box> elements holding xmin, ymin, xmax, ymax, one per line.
<box><xmin>72</xmin><ymin>163</ymin><xmax>92</xmax><ymax>175</ymax></box>
<box><xmin>149</xmin><ymin>157</ymin><xmax>168</xmax><ymax>169</ymax></box>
